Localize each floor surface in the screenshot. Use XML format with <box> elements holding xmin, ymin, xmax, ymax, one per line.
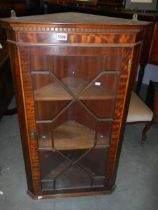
<box><xmin>0</xmin><ymin>114</ymin><xmax>158</xmax><ymax>210</ymax></box>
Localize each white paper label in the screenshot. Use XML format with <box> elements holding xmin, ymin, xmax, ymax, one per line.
<box><xmin>56</xmin><ymin>33</ymin><xmax>67</xmax><ymax>41</ymax></box>
<box><xmin>95</xmin><ymin>82</ymin><xmax>101</xmax><ymax>86</ymax></box>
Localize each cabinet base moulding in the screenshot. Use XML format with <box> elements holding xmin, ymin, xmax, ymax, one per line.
<box><xmin>27</xmin><ymin>185</ymin><xmax>116</xmax><ymax>199</ymax></box>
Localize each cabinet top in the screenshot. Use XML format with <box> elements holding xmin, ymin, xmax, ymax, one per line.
<box><xmin>1</xmin><ymin>12</ymin><xmax>150</xmax><ymax>27</ymax></box>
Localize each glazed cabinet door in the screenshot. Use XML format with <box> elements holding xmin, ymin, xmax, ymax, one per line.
<box><xmin>19</xmin><ymin>45</ymin><xmax>132</xmax><ymax>195</ymax></box>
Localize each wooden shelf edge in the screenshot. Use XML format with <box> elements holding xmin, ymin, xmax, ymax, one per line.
<box><xmin>27</xmin><ymin>185</ymin><xmax>115</xmax><ymax>199</ymax></box>
<box><xmin>38</xmin><ymin>144</ymin><xmax>109</xmax><ymax>151</ymax></box>
<box><xmin>33</xmin><ymin>77</ymin><xmax>115</xmax><ymax>101</ymax></box>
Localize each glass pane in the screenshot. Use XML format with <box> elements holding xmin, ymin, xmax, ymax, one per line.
<box><xmin>37</xmin><ymin>102</ymin><xmax>112</xmax><ymax>151</ymax></box>
<box><xmin>31</xmin><ymin>51</ymin><xmax>121</xmax><ymax>192</ymax></box>
<box><xmin>40</xmin><ymin>149</ymin><xmax>107</xmax><ymax>191</ymax></box>
<box><xmin>31</xmin><ymin>55</ymin><xmax>48</xmax><ymax>71</ymax></box>
<box><xmin>32</xmin><ymin>73</ymin><xmax>73</xmax><ymax>101</ymax></box>
<box><xmin>47</xmin><ymin>56</ymin><xmax>105</xmax><ymax>96</ymax></box>
<box><xmin>80</xmin><ymin>73</ymin><xmax>119</xmax><ymax>118</ymax></box>
<box><xmin>34</xmin><ymin>101</ymin><xmax>70</xmax><ymax>121</ymax></box>
<box><xmin>105</xmin><ymin>55</ymin><xmax>122</xmax><ymax>71</ymax></box>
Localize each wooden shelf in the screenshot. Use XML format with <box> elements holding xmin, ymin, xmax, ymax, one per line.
<box><xmin>34</xmin><ymin>83</ymin><xmax>73</xmax><ymax>101</ymax></box>
<box><xmin>79</xmin><ymin>85</ymin><xmax>114</xmax><ymax>100</ymax></box>
<box><xmin>62</xmin><ymin>77</ymin><xmax>87</xmax><ymax>96</ymax></box>
<box><xmin>34</xmin><ymin>77</ymin><xmax>114</xmax><ymax>101</ymax></box>
<box><xmin>38</xmin><ymin>121</ymin><xmax>109</xmax><ymax>150</ymax></box>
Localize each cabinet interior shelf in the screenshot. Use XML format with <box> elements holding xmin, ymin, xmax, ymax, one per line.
<box><xmin>38</xmin><ymin>121</ymin><xmax>109</xmax><ymax>151</ymax></box>
<box><xmin>41</xmin><ymin>159</ymin><xmax>105</xmax><ymax>182</ymax></box>
<box><xmin>34</xmin><ymin>83</ymin><xmax>72</xmax><ymax>101</ymax></box>
<box><xmin>34</xmin><ymin>77</ymin><xmax>114</xmax><ymax>101</ymax></box>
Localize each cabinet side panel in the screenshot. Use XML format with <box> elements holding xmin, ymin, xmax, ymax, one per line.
<box><xmin>7</xmin><ymin>43</ymin><xmax>34</xmax><ymax>193</ymax></box>
<box><xmin>18</xmin><ymin>48</ymin><xmax>42</xmax><ymax>194</ymax></box>
<box><xmin>106</xmin><ymin>46</ymin><xmax>139</xmax><ymax>189</ymax></box>
<box><xmin>111</xmin><ymin>44</ymin><xmax>142</xmax><ymax>188</ymax></box>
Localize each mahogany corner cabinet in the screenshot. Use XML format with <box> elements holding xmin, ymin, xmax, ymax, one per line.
<box><xmin>0</xmin><ymin>12</ymin><xmax>151</xmax><ymax>199</ymax></box>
